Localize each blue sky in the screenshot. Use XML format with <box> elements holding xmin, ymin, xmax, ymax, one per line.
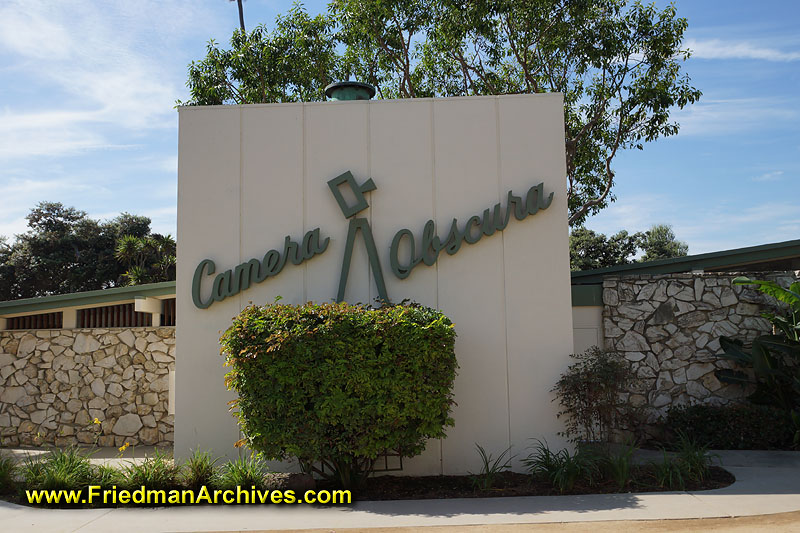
<box><xmin>0</xmin><ymin>0</ymin><xmax>797</xmax><ymax>254</ymax></box>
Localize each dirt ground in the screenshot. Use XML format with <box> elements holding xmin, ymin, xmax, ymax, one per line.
<box><xmin>221</xmin><ymin>510</ymin><xmax>800</xmax><ymax>533</ymax></box>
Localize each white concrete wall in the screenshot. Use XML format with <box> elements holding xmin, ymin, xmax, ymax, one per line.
<box><xmin>175</xmin><ymin>94</ymin><xmax>573</xmax><ymax>474</ymax></box>
<box><xmin>572</xmin><ymin>306</ymin><xmax>604</xmax><ymax>354</ymax></box>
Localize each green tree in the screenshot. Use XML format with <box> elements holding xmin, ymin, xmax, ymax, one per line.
<box><xmin>115</xmin><ymin>234</ymin><xmax>177</xmax><ymax>286</ymax></box>
<box><xmin>333</xmin><ymin>0</ymin><xmax>701</xmax><ymax>225</ymax></box>
<box><xmin>0</xmin><ymin>203</ymin><xmax>175</xmax><ymax>300</ymax></box>
<box><xmin>569</xmin><ymin>226</ymin><xmax>642</xmax><ymax>270</ymax></box>
<box><xmin>182</xmin><ymin>1</ymin><xmax>700</xmax><ymax>226</ymax></box>
<box><xmin>180</xmin><ymin>4</ymin><xmax>342</xmax><ymax>105</ymax></box>
<box><xmin>640</xmin><ymin>223</ymin><xmax>688</xmax><ymax>262</ymax></box>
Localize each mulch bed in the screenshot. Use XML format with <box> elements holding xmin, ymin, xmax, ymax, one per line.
<box><xmin>1</xmin><ymin>467</ymin><xmax>734</xmax><ymax>507</ymax></box>
<box><xmin>351</xmin><ymin>466</ymin><xmax>734</xmax><ymax>501</ymax></box>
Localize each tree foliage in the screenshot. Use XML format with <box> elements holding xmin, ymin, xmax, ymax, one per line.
<box><xmin>569</xmin><ymin>227</ymin><xmax>641</xmax><ymax>271</ymax></box>
<box><xmin>180</xmin><ymin>5</ymin><xmax>341</xmax><ymax>105</ymax></box>
<box><xmin>220</xmin><ymin>301</ymin><xmax>458</xmax><ymax>489</ymax></box>
<box><xmin>183</xmin><ymin>0</ymin><xmax>700</xmax><ymax>226</ymax></box>
<box><xmin>570</xmin><ymin>223</ymin><xmax>688</xmax><ymax>270</ymax></box>
<box><xmin>640</xmin><ymin>223</ymin><xmax>689</xmax><ymax>262</ymax></box>
<box><xmin>0</xmin><ymin>202</ymin><xmax>175</xmax><ymax>300</ymax></box>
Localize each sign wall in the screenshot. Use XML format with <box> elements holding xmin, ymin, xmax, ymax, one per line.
<box><xmin>175</xmin><ymin>94</ymin><xmax>574</xmax><ymax>474</ymax></box>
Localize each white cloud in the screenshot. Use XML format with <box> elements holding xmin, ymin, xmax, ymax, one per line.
<box><xmin>753</xmin><ymin>170</ymin><xmax>784</xmax><ymax>182</ymax></box>
<box><xmin>686</xmin><ymin>38</ymin><xmax>800</xmax><ymax>62</ymax></box>
<box><xmin>0</xmin><ymin>177</ymin><xmax>98</xmax><ymax>238</ymax></box>
<box><xmin>585</xmin><ymin>194</ymin><xmax>800</xmax><ymax>256</ymax></box>
<box><xmin>0</xmin><ymin>0</ymin><xmax>216</xmax><ymax>161</ymax></box>
<box><xmin>672</xmin><ymin>98</ymin><xmax>796</xmax><ymax>136</ymax></box>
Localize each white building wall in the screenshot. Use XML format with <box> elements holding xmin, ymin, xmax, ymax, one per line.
<box><xmin>175</xmin><ymin>94</ymin><xmax>574</xmax><ymax>474</ymax></box>
<box><xmin>572</xmin><ymin>306</ymin><xmax>604</xmax><ymax>353</ymax></box>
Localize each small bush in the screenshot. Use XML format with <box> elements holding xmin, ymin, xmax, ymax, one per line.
<box><xmin>216</xmin><ymin>455</ymin><xmax>268</xmax><ymax>491</ymax></box>
<box><xmin>552</xmin><ymin>347</ymin><xmax>638</xmax><ymax>443</ymax></box>
<box><xmin>0</xmin><ymin>454</ymin><xmax>17</xmax><ymax>494</ymax></box>
<box><xmin>183</xmin><ymin>450</ymin><xmax>219</xmax><ymax>491</ymax></box>
<box><xmin>220</xmin><ymin>301</ymin><xmax>458</xmax><ymax>489</ymax></box>
<box><xmin>600</xmin><ymin>442</ymin><xmax>637</xmax><ymax>491</ymax></box>
<box><xmin>523</xmin><ymin>440</ymin><xmax>600</xmax><ymax>493</ymax></box>
<box><xmin>123</xmin><ymin>451</ymin><xmax>181</xmax><ymax>492</ymax></box>
<box><xmin>673</xmin><ymin>431</ymin><xmax>717</xmax><ymax>483</ymax></box>
<box><xmin>665</xmin><ymin>403</ymin><xmax>794</xmax><ymax>449</ymax></box>
<box><xmin>94</xmin><ymin>464</ymin><xmax>125</xmax><ymax>489</ymax></box>
<box><xmin>23</xmin><ymin>448</ymin><xmax>94</xmax><ymax>492</ymax></box>
<box><xmin>650</xmin><ymin>451</ymin><xmax>687</xmax><ymax>490</ymax></box>
<box><xmin>469</xmin><ymin>444</ymin><xmax>515</xmax><ymax>492</ymax></box>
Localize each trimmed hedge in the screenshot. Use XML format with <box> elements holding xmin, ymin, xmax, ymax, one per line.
<box><xmin>664</xmin><ymin>403</ymin><xmax>795</xmax><ymax>450</ymax></box>
<box><xmin>220</xmin><ymin>301</ymin><xmax>458</xmax><ymax>488</ymax></box>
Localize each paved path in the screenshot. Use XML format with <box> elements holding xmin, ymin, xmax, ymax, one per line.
<box><xmin>1</xmin><ymin>451</ymin><xmax>799</xmax><ymax>533</ymax></box>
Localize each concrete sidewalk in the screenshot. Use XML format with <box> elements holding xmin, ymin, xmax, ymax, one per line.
<box><xmin>1</xmin><ymin>451</ymin><xmax>799</xmax><ymax>533</ymax></box>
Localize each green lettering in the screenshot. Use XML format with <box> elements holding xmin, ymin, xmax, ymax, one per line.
<box><xmin>212</xmin><ymin>270</ymin><xmax>233</xmax><ymax>301</ymax></box>
<box><xmin>308</xmin><ymin>228</ymin><xmax>330</xmax><ymax>255</ymax></box>
<box><xmin>507</xmin><ymin>191</ymin><xmax>527</xmax><ymax>221</ymax></box>
<box><xmin>191</xmin><ymin>259</ymin><xmax>216</xmax><ymax>309</ymax></box>
<box><xmin>262</xmin><ymin>250</ymin><xmax>281</xmax><ymax>276</ymax></box>
<box><xmin>233</xmin><ymin>259</ymin><xmax>262</xmax><ymax>292</ymax></box>
<box><xmin>389</xmin><ymin>228</ymin><xmax>420</xmax><ymax>279</ymax></box>
<box><xmin>464</xmin><ymin>216</ymin><xmax>482</xmax><ymax>244</ymax></box>
<box><xmin>443</xmin><ymin>218</ymin><xmax>465</xmax><ymax>255</ymax></box>
<box><xmin>421</xmin><ymin>220</ymin><xmax>443</xmax><ymax>266</ymax></box>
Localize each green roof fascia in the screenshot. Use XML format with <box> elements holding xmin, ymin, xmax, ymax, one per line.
<box><xmin>571</xmin><ymin>284</ymin><xmax>603</xmax><ymax>306</ymax></box>
<box><xmin>570</xmin><ymin>239</ymin><xmax>800</xmax><ymax>284</ymax></box>
<box><xmin>0</xmin><ymin>281</ymin><xmax>176</xmax><ymax>316</ymax></box>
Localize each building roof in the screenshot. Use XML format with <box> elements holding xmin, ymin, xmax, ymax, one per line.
<box><xmin>571</xmin><ymin>239</ymin><xmax>800</xmax><ymax>285</ymax></box>
<box><xmin>0</xmin><ymin>281</ymin><xmax>176</xmax><ymax>317</ymax></box>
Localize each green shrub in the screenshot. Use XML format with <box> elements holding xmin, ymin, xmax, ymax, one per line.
<box><xmin>215</xmin><ymin>455</ymin><xmax>268</xmax><ymax>491</ymax></box>
<box><xmin>599</xmin><ymin>442</ymin><xmax>637</xmax><ymax>491</ymax></box>
<box><xmin>665</xmin><ymin>403</ymin><xmax>794</xmax><ymax>449</ymax></box>
<box><xmin>469</xmin><ymin>444</ymin><xmax>515</xmax><ymax>492</ymax></box>
<box><xmin>650</xmin><ymin>450</ymin><xmax>687</xmax><ymax>490</ymax></box>
<box><xmin>552</xmin><ymin>347</ymin><xmax>638</xmax><ymax>443</ymax></box>
<box><xmin>0</xmin><ymin>454</ymin><xmax>17</xmax><ymax>494</ymax></box>
<box><xmin>523</xmin><ymin>439</ymin><xmax>600</xmax><ymax>493</ymax></box>
<box><xmin>673</xmin><ymin>431</ymin><xmax>717</xmax><ymax>483</ymax></box>
<box><xmin>220</xmin><ymin>301</ymin><xmax>458</xmax><ymax>489</ymax></box>
<box><xmin>123</xmin><ymin>451</ymin><xmax>181</xmax><ymax>492</ymax></box>
<box><xmin>23</xmin><ymin>448</ymin><xmax>94</xmax><ymax>492</ymax></box>
<box><xmin>182</xmin><ymin>450</ymin><xmax>219</xmax><ymax>491</ymax></box>
<box><xmin>94</xmin><ymin>464</ymin><xmax>125</xmax><ymax>489</ymax></box>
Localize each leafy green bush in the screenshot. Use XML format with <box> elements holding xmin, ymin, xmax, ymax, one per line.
<box><xmin>523</xmin><ymin>440</ymin><xmax>600</xmax><ymax>493</ymax></box>
<box><xmin>23</xmin><ymin>448</ymin><xmax>94</xmax><ymax>492</ymax></box>
<box><xmin>714</xmin><ymin>276</ymin><xmax>800</xmax><ymax>445</ymax></box>
<box><xmin>673</xmin><ymin>431</ymin><xmax>717</xmax><ymax>483</ymax></box>
<box><xmin>215</xmin><ymin>455</ymin><xmax>268</xmax><ymax>491</ymax></box>
<box><xmin>182</xmin><ymin>450</ymin><xmax>219</xmax><ymax>491</ymax></box>
<box><xmin>469</xmin><ymin>444</ymin><xmax>515</xmax><ymax>492</ymax></box>
<box><xmin>650</xmin><ymin>451</ymin><xmax>687</xmax><ymax>490</ymax></box>
<box><xmin>599</xmin><ymin>442</ymin><xmax>637</xmax><ymax>491</ymax></box>
<box><xmin>94</xmin><ymin>464</ymin><xmax>124</xmax><ymax>489</ymax></box>
<box><xmin>0</xmin><ymin>454</ymin><xmax>17</xmax><ymax>495</ymax></box>
<box><xmin>665</xmin><ymin>403</ymin><xmax>794</xmax><ymax>450</ymax></box>
<box><xmin>123</xmin><ymin>450</ymin><xmax>182</xmax><ymax>492</ymax></box>
<box><xmin>220</xmin><ymin>301</ymin><xmax>458</xmax><ymax>489</ymax></box>
<box><xmin>552</xmin><ymin>347</ymin><xmax>638</xmax><ymax>443</ymax></box>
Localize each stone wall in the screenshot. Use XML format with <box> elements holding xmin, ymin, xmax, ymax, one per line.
<box><xmin>0</xmin><ymin>327</ymin><xmax>174</xmax><ymax>447</ymax></box>
<box><xmin>602</xmin><ymin>272</ymin><xmax>798</xmax><ymax>438</ymax></box>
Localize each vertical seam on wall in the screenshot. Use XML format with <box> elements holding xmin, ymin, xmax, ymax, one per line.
<box><xmin>238</xmin><ymin>106</ymin><xmax>244</xmax><ymax>458</ymax></box>
<box><xmin>367</xmin><ymin>103</ymin><xmax>372</xmax><ymax>304</ymax></box>
<box><xmin>302</xmin><ymin>105</ymin><xmax>308</xmax><ymax>303</ymax></box>
<box><xmin>431</xmin><ymin>99</ymin><xmax>442</xmax><ymax>475</ymax></box>
<box><xmin>496</xmin><ymin>97</ymin><xmax>512</xmax><ymax>450</ymax></box>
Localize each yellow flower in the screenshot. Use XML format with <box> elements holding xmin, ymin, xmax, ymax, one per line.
<box><xmin>119</xmin><ymin>442</ymin><xmax>131</xmax><ymax>452</ymax></box>
<box><xmin>93</xmin><ymin>418</ymin><xmax>101</xmax><ymax>425</ymax></box>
